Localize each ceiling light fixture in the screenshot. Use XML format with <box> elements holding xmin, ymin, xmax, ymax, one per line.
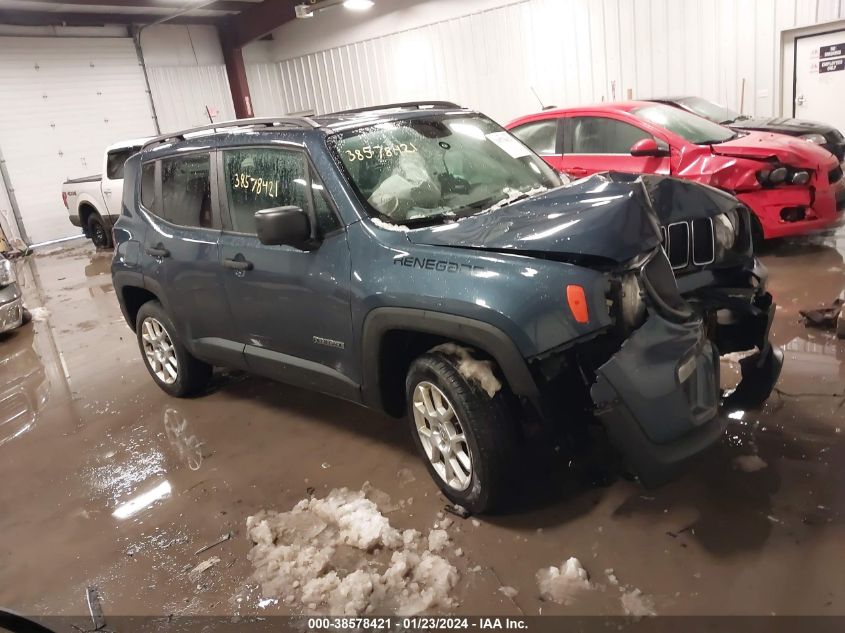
<box><xmin>296</xmin><ymin>0</ymin><xmax>375</xmax><ymax>18</ymax></box>
<box><xmin>343</xmin><ymin>0</ymin><xmax>375</xmax><ymax>10</ymax></box>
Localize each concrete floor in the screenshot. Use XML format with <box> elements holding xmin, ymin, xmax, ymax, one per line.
<box><xmin>1</xmin><ymin>230</ymin><xmax>844</xmax><ymax>618</ymax></box>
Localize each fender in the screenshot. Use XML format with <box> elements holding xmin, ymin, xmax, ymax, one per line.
<box><xmin>361</xmin><ymin>307</ymin><xmax>539</xmax><ymax>413</ymax></box>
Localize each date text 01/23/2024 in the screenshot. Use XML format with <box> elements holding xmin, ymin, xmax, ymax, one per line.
<box><xmin>306</xmin><ymin>617</ymin><xmax>528</xmax><ymax>630</ymax></box>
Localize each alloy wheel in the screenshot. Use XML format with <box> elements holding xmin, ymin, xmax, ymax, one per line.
<box><xmin>412</xmin><ymin>381</ymin><xmax>473</xmax><ymax>491</ymax></box>
<box><xmin>141</xmin><ymin>317</ymin><xmax>178</xmax><ymax>385</ymax></box>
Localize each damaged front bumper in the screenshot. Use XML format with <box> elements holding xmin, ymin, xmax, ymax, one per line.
<box><xmin>685</xmin><ymin>259</ymin><xmax>783</xmax><ymax>409</ymax></box>
<box><xmin>590</xmin><ymin>313</ymin><xmax>725</xmax><ymax>486</ymax></box>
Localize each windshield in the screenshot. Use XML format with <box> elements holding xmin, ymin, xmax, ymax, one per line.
<box><xmin>675</xmin><ymin>96</ymin><xmax>741</xmax><ymax>124</ymax></box>
<box><xmin>327</xmin><ymin>114</ymin><xmax>560</xmax><ymax>226</ymax></box>
<box><xmin>633</xmin><ymin>104</ymin><xmax>737</xmax><ymax>145</ymax></box>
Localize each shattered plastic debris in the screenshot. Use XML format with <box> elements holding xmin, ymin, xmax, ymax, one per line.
<box><xmin>188</xmin><ymin>556</ymin><xmax>220</xmax><ymax>582</ymax></box>
<box><xmin>246</xmin><ymin>488</ymin><xmax>459</xmax><ymax>616</ymax></box>
<box><xmin>498</xmin><ymin>586</ymin><xmax>519</xmax><ymax>599</ymax></box>
<box><xmin>535</xmin><ymin>557</ymin><xmax>592</xmax><ymax>605</ymax></box>
<box><xmin>620</xmin><ymin>588</ymin><xmax>657</xmax><ymax>616</ymax></box>
<box><xmin>397</xmin><ymin>468</ymin><xmax>416</xmax><ymax>486</ymax></box>
<box><xmin>431</xmin><ymin>343</ymin><xmax>502</xmax><ymax>397</ymax></box>
<box><xmin>732</xmin><ymin>454</ymin><xmax>768</xmax><ymax>472</ymax></box>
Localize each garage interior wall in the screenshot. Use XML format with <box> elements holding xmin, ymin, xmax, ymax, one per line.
<box><xmin>243</xmin><ymin>0</ymin><xmax>845</xmax><ymax>124</ymax></box>
<box><xmin>0</xmin><ymin>23</ymin><xmax>232</xmax><ymax>246</ymax></box>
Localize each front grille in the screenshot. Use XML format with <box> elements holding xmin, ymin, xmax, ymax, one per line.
<box><xmin>829</xmin><ymin>164</ymin><xmax>843</xmax><ymax>184</ymax></box>
<box><xmin>660</xmin><ymin>218</ymin><xmax>714</xmax><ymax>270</ymax></box>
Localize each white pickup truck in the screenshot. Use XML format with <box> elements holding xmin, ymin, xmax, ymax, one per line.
<box><xmin>61</xmin><ymin>138</ymin><xmax>148</xmax><ymax>247</ymax></box>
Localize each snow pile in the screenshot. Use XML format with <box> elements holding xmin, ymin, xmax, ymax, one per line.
<box><xmin>431</xmin><ymin>343</ymin><xmax>502</xmax><ymax>398</ymax></box>
<box><xmin>535</xmin><ymin>557</ymin><xmax>592</xmax><ymax>605</ymax></box>
<box><xmin>498</xmin><ymin>586</ymin><xmax>519</xmax><ymax>599</ymax></box>
<box><xmin>733</xmin><ymin>454</ymin><xmax>767</xmax><ymax>473</ymax></box>
<box><xmin>371</xmin><ymin>217</ymin><xmax>413</xmax><ymax>233</ymax></box>
<box><xmin>620</xmin><ymin>588</ymin><xmax>656</xmax><ymax>616</ymax></box>
<box><xmin>246</xmin><ymin>488</ymin><xmax>459</xmax><ymax>616</ymax></box>
<box><xmin>28</xmin><ymin>306</ymin><xmax>50</xmax><ymax>322</ymax></box>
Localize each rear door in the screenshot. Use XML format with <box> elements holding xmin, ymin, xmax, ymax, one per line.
<box><xmin>216</xmin><ymin>144</ymin><xmax>357</xmax><ymax>400</ymax></box>
<box><xmin>558</xmin><ymin>115</ymin><xmax>671</xmax><ymax>177</ymax></box>
<box><xmin>139</xmin><ymin>151</ymin><xmax>240</xmax><ymax>366</ymax></box>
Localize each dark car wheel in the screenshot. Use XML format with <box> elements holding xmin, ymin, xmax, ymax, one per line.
<box><xmin>87</xmin><ymin>213</ymin><xmax>113</xmax><ymax>249</ymax></box>
<box><xmin>405</xmin><ymin>351</ymin><xmax>518</xmax><ymax>514</ymax></box>
<box><xmin>135</xmin><ymin>301</ymin><xmax>211</xmax><ymax>397</ymax></box>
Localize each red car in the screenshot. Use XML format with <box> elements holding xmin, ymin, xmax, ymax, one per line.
<box><xmin>507</xmin><ymin>102</ymin><xmax>845</xmax><ymax>241</ymax></box>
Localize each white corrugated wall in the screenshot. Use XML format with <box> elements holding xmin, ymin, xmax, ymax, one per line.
<box><xmin>246</xmin><ymin>0</ymin><xmax>845</xmax><ymax>124</ymax></box>
<box><xmin>0</xmin><ymin>36</ymin><xmax>156</xmax><ymax>244</ymax></box>
<box><xmin>146</xmin><ymin>65</ymin><xmax>235</xmax><ymax>132</ymax></box>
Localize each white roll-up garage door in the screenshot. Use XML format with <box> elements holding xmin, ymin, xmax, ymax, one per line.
<box><xmin>0</xmin><ymin>36</ymin><xmax>157</xmax><ymax>245</ymax></box>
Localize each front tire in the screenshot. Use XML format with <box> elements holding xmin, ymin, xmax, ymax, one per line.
<box><xmin>135</xmin><ymin>301</ymin><xmax>211</xmax><ymax>397</ymax></box>
<box><xmin>87</xmin><ymin>213</ymin><xmax>113</xmax><ymax>249</ymax></box>
<box><xmin>405</xmin><ymin>351</ymin><xmax>518</xmax><ymax>514</ymax></box>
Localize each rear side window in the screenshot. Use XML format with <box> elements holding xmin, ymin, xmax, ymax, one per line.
<box><xmin>141</xmin><ymin>161</ymin><xmax>158</xmax><ymax>213</ymax></box>
<box><xmin>565</xmin><ymin>117</ymin><xmax>651</xmax><ymax>154</ymax></box>
<box><xmin>161</xmin><ymin>153</ymin><xmax>214</xmax><ymax>229</ymax></box>
<box><xmin>106</xmin><ymin>147</ymin><xmax>140</xmax><ymax>180</ymax></box>
<box><xmin>510</xmin><ymin>120</ymin><xmax>559</xmax><ymax>155</ymax></box>
<box><xmin>223</xmin><ymin>148</ymin><xmax>339</xmax><ymax>235</ymax></box>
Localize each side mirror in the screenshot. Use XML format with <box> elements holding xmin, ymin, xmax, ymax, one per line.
<box><xmin>255</xmin><ymin>206</ymin><xmax>312</xmax><ymax>249</ymax></box>
<box><xmin>630</xmin><ymin>138</ymin><xmax>668</xmax><ymax>157</ymax></box>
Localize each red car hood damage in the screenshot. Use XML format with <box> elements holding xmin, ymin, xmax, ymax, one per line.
<box><xmin>674</xmin><ymin>131</ymin><xmax>836</xmax><ymax>192</ymax></box>
<box><xmin>709</xmin><ymin>131</ymin><xmax>835</xmax><ymax>167</ymax></box>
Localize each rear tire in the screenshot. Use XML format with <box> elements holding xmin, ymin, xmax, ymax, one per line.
<box><xmin>405</xmin><ymin>350</ymin><xmax>518</xmax><ymax>514</ymax></box>
<box><xmin>135</xmin><ymin>300</ymin><xmax>211</xmax><ymax>397</ymax></box>
<box><xmin>87</xmin><ymin>213</ymin><xmax>113</xmax><ymax>249</ymax></box>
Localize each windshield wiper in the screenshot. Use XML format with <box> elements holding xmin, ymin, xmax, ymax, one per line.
<box><xmin>485</xmin><ymin>186</ymin><xmax>548</xmax><ymax>212</ymax></box>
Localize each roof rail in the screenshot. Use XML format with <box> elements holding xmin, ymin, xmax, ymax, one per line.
<box><xmin>141</xmin><ymin>116</ymin><xmax>320</xmax><ymax>152</ymax></box>
<box><xmin>327</xmin><ymin>101</ymin><xmax>464</xmax><ymax>116</ymax></box>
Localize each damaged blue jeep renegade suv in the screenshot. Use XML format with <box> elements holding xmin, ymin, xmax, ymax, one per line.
<box><xmin>112</xmin><ymin>102</ymin><xmax>781</xmax><ymax>513</ymax></box>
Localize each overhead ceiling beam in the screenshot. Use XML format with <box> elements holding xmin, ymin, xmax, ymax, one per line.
<box><xmin>224</xmin><ymin>0</ymin><xmax>297</xmax><ymax>47</ymax></box>
<box><xmin>8</xmin><ymin>0</ymin><xmax>253</xmax><ymax>11</ymax></box>
<box><xmin>0</xmin><ymin>10</ymin><xmax>222</xmax><ymax>27</ymax></box>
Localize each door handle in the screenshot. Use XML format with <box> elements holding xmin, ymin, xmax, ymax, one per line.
<box><xmin>145</xmin><ymin>245</ymin><xmax>170</xmax><ymax>258</ymax></box>
<box><xmin>223</xmin><ymin>258</ymin><xmax>253</xmax><ymax>271</ymax></box>
<box><xmin>568</xmin><ymin>167</ymin><xmax>589</xmax><ymax>177</ymax></box>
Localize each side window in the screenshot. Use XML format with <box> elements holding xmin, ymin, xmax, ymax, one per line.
<box><xmin>161</xmin><ymin>154</ymin><xmax>214</xmax><ymax>229</ymax></box>
<box><xmin>510</xmin><ymin>120</ymin><xmax>559</xmax><ymax>155</ymax></box>
<box><xmin>106</xmin><ymin>147</ymin><xmax>139</xmax><ymax>180</ymax></box>
<box><xmin>224</xmin><ymin>148</ymin><xmax>317</xmax><ymax>235</ymax></box>
<box><xmin>141</xmin><ymin>161</ymin><xmax>158</xmax><ymax>214</ymax></box>
<box><xmin>566</xmin><ymin>117</ymin><xmax>651</xmax><ymax>154</ymax></box>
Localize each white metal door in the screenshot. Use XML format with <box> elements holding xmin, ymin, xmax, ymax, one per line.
<box><xmin>0</xmin><ymin>37</ymin><xmax>156</xmax><ymax>244</ymax></box>
<box><xmin>794</xmin><ymin>29</ymin><xmax>845</xmax><ymax>133</ymax></box>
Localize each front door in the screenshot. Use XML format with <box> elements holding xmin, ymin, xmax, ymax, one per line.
<box><xmin>794</xmin><ymin>29</ymin><xmax>845</xmax><ymax>134</ymax></box>
<box><xmin>103</xmin><ymin>145</ymin><xmax>140</xmax><ymax>217</ymax></box>
<box><xmin>216</xmin><ymin>145</ymin><xmax>358</xmax><ymax>401</ymax></box>
<box><xmin>138</xmin><ymin>152</ymin><xmax>238</xmax><ymax>365</ymax></box>
<box><xmin>557</xmin><ymin>116</ymin><xmax>672</xmax><ymax>178</ymax></box>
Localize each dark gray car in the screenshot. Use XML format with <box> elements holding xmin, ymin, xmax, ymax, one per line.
<box><xmin>112</xmin><ymin>102</ymin><xmax>780</xmax><ymax>513</ymax></box>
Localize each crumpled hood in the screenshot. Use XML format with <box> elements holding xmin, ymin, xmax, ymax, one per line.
<box><xmin>709</xmin><ymin>130</ymin><xmax>834</xmax><ymax>168</ymax></box>
<box><xmin>730</xmin><ymin>116</ymin><xmax>836</xmax><ymax>136</ymax></box>
<box><xmin>406</xmin><ymin>176</ymin><xmax>661</xmax><ymax>264</ymax></box>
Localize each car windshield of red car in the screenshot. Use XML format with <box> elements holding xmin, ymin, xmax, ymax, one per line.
<box><xmin>675</xmin><ymin>97</ymin><xmax>741</xmax><ymax>125</ymax></box>
<box><xmin>633</xmin><ymin>103</ymin><xmax>736</xmax><ymax>145</ymax></box>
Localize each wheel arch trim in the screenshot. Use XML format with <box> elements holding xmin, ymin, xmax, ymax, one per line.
<box><xmin>360</xmin><ymin>307</ymin><xmax>539</xmax><ymax>412</ymax></box>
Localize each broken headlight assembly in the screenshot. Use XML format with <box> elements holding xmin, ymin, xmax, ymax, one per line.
<box><xmin>712</xmin><ymin>209</ymin><xmax>740</xmax><ymax>258</ymax></box>
<box><xmin>756</xmin><ymin>165</ymin><xmax>812</xmax><ymax>187</ymax></box>
<box><xmin>800</xmin><ymin>133</ymin><xmax>827</xmax><ymax>145</ymax></box>
<box><xmin>609</xmin><ymin>249</ymin><xmax>692</xmax><ymax>332</ymax></box>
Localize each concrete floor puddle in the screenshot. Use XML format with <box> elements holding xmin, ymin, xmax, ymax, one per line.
<box><xmin>1</xmin><ymin>231</ymin><xmax>844</xmax><ymax>617</ymax></box>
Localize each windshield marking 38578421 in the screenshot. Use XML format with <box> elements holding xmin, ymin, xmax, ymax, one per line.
<box><xmin>328</xmin><ymin>114</ymin><xmax>560</xmax><ymax>228</ymax></box>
